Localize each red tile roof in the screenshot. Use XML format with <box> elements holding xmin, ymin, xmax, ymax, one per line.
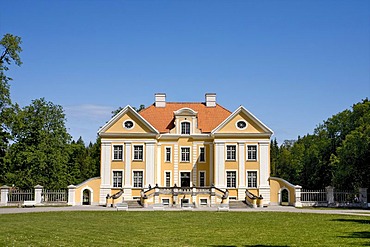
<box><xmin>139</xmin><ymin>103</ymin><xmax>231</xmax><ymax>133</ymax></box>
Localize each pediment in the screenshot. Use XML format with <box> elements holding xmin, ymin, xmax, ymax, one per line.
<box><xmin>174</xmin><ymin>107</ymin><xmax>198</xmax><ymax>116</ymax></box>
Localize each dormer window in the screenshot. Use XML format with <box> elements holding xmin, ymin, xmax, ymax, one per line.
<box><xmin>181</xmin><ymin>122</ymin><xmax>190</xmax><ymax>135</ymax></box>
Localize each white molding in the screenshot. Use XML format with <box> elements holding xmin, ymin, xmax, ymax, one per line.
<box><xmin>225</xmin><ymin>144</ymin><xmax>238</xmax><ymax>161</ymax></box>
<box><xmin>246</xmin><ymin>144</ymin><xmax>258</xmax><ymax>162</ymax></box>
<box><xmin>145</xmin><ymin>143</ymin><xmax>155</xmax><ymax>187</ymax></box>
<box><xmin>198</xmin><ymin>146</ymin><xmax>206</xmax><ymax>163</ymax></box>
<box><xmin>238</xmin><ymin>142</ymin><xmax>245</xmax><ymax>187</ymax></box>
<box><xmin>156</xmin><ymin>144</ymin><xmax>161</xmax><ymax>186</ymax></box>
<box><xmin>180</xmin><ymin>146</ymin><xmax>192</xmax><ymax>163</ymax></box>
<box><xmin>259</xmin><ymin>143</ymin><xmax>269</xmax><ymax>187</ymax></box>
<box><xmin>101</xmin><ymin>142</ymin><xmax>111</xmax><ymax>187</ymax></box>
<box><xmin>80</xmin><ymin>186</ymin><xmax>94</xmax><ymax>205</ymax></box>
<box><xmin>123</xmin><ymin>119</ymin><xmax>135</xmax><ymax>130</ymax></box>
<box><xmin>124</xmin><ymin>143</ymin><xmax>131</xmax><ymax>187</ymax></box>
<box><xmin>225</xmin><ymin>169</ymin><xmax>238</xmax><ymax>188</ymax></box>
<box><xmin>132</xmin><ymin>144</ymin><xmax>145</xmax><ymax>161</ymax></box>
<box><xmin>198</xmin><ymin>170</ymin><xmax>206</xmax><ymax>187</ymax></box>
<box><xmin>278</xmin><ymin>186</ymin><xmax>290</xmax><ymax>205</ymax></box>
<box><xmin>164</xmin><ymin>170</ymin><xmax>172</xmax><ymax>187</ymax></box>
<box><xmin>112</xmin><ymin>169</ymin><xmax>124</xmax><ymax>188</ymax></box>
<box><xmin>180</xmin><ymin>120</ymin><xmax>192</xmax><ymax>135</ymax></box>
<box><xmin>215</xmin><ymin>142</ymin><xmax>225</xmax><ymax>187</ymax></box>
<box><xmin>164</xmin><ymin>146</ymin><xmax>172</xmax><ymax>162</ymax></box>
<box><xmin>112</xmin><ymin>144</ymin><xmax>124</xmax><ymax>161</ymax></box>
<box><xmin>235</xmin><ymin>120</ymin><xmax>248</xmax><ymax>130</ymax></box>
<box><xmin>132</xmin><ymin>169</ymin><xmax>145</xmax><ymax>188</ymax></box>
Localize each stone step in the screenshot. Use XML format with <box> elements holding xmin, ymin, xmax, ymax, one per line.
<box><xmin>228</xmin><ymin>200</ymin><xmax>249</xmax><ymax>208</ymax></box>
<box><xmin>125</xmin><ymin>200</ymin><xmax>143</xmax><ymax>208</ymax></box>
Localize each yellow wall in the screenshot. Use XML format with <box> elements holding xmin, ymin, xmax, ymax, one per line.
<box><xmin>75</xmin><ymin>178</ymin><xmax>101</xmax><ymax>204</ymax></box>
<box><xmin>269</xmin><ymin>178</ymin><xmax>296</xmax><ymax>205</ymax></box>
<box><xmin>106</xmin><ymin>112</ymin><xmax>152</xmax><ymax>133</ymax></box>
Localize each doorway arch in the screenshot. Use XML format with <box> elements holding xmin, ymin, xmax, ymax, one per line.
<box><xmin>82</xmin><ymin>189</ymin><xmax>91</xmax><ymax>205</ymax></box>
<box><xmin>280</xmin><ymin>188</ymin><xmax>289</xmax><ymax>206</ymax></box>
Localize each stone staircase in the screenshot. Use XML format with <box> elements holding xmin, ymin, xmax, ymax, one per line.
<box><xmin>228</xmin><ymin>200</ymin><xmax>249</xmax><ymax>209</ymax></box>
<box><xmin>125</xmin><ymin>200</ymin><xmax>143</xmax><ymax>209</ymax></box>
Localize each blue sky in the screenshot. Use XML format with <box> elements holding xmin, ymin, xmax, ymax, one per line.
<box><xmin>1</xmin><ymin>0</ymin><xmax>369</xmax><ymax>144</ymax></box>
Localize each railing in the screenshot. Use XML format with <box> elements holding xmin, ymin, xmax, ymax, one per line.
<box><xmin>42</xmin><ymin>189</ymin><xmax>68</xmax><ymax>202</ymax></box>
<box><xmin>143</xmin><ymin>185</ymin><xmax>227</xmax><ymax>199</ymax></box>
<box><xmin>8</xmin><ymin>189</ymin><xmax>34</xmax><ymax>202</ymax></box>
<box><xmin>301</xmin><ymin>189</ymin><xmax>327</xmax><ymax>202</ymax></box>
<box><xmin>334</xmin><ymin>190</ymin><xmax>357</xmax><ymax>203</ymax></box>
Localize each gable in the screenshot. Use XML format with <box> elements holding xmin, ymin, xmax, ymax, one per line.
<box><xmin>98</xmin><ymin>105</ymin><xmax>159</xmax><ymax>136</ymax></box>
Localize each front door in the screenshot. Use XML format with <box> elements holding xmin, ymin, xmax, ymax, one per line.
<box><xmin>83</xmin><ymin>189</ymin><xmax>90</xmax><ymax>205</ymax></box>
<box><xmin>180</xmin><ymin>172</ymin><xmax>191</xmax><ymax>187</ymax></box>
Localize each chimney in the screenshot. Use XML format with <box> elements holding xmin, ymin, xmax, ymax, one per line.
<box><xmin>205</xmin><ymin>93</ymin><xmax>216</xmax><ymax>107</ymax></box>
<box><xmin>155</xmin><ymin>93</ymin><xmax>166</xmax><ymax>107</ymax></box>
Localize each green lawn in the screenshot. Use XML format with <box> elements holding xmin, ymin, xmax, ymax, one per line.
<box><xmin>0</xmin><ymin>211</ymin><xmax>369</xmax><ymax>246</ymax></box>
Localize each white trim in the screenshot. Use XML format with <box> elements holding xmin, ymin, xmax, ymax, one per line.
<box><xmin>80</xmin><ymin>186</ymin><xmax>94</xmax><ymax>205</ymax></box>
<box><xmin>101</xmin><ymin>142</ymin><xmax>111</xmax><ymax>187</ymax></box>
<box><xmin>246</xmin><ymin>144</ymin><xmax>258</xmax><ymax>161</ymax></box>
<box><xmin>132</xmin><ymin>169</ymin><xmax>145</xmax><ymax>188</ymax></box>
<box><xmin>164</xmin><ymin>146</ymin><xmax>172</xmax><ymax>163</ymax></box>
<box><xmin>198</xmin><ymin>170</ymin><xmax>206</xmax><ymax>187</ymax></box>
<box><xmin>180</xmin><ymin>146</ymin><xmax>192</xmax><ymax>163</ymax></box>
<box><xmin>180</xmin><ymin>120</ymin><xmax>192</xmax><ymax>135</ymax></box>
<box><xmin>179</xmin><ymin>170</ymin><xmax>192</xmax><ymax>187</ymax></box>
<box><xmin>211</xmin><ymin>105</ymin><xmax>273</xmax><ymax>135</ymax></box>
<box><xmin>123</xmin><ymin>119</ymin><xmax>135</xmax><ymax>130</ymax></box>
<box><xmin>112</xmin><ymin>169</ymin><xmax>124</xmax><ymax>188</ymax></box>
<box><xmin>225</xmin><ymin>144</ymin><xmax>237</xmax><ymax>161</ymax></box>
<box><xmin>246</xmin><ymin>170</ymin><xmax>258</xmax><ymax>189</ymax></box>
<box><xmin>235</xmin><ymin>120</ymin><xmax>248</xmax><ymax>130</ymax></box>
<box><xmin>225</xmin><ymin>169</ymin><xmax>238</xmax><ymax>188</ymax></box>
<box><xmin>132</xmin><ymin>144</ymin><xmax>145</xmax><ymax>161</ymax></box>
<box><xmin>174</xmin><ymin>107</ymin><xmax>198</xmax><ymax>116</ymax></box>
<box><xmin>278</xmin><ymin>186</ymin><xmax>291</xmax><ymax>205</ymax></box>
<box><xmin>164</xmin><ymin>170</ymin><xmax>172</xmax><ymax>187</ymax></box>
<box><xmin>198</xmin><ymin>146</ymin><xmax>206</xmax><ymax>163</ymax></box>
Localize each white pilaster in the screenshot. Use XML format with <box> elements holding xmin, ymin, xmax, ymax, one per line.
<box><xmin>145</xmin><ymin>142</ymin><xmax>155</xmax><ymax>187</ymax></box>
<box><xmin>174</xmin><ymin>144</ymin><xmax>179</xmax><ymax>186</ymax></box>
<box><xmin>259</xmin><ymin>142</ymin><xmax>270</xmax><ymax>204</ymax></box>
<box><xmin>101</xmin><ymin>142</ymin><xmax>111</xmax><ymax>187</ymax></box>
<box><xmin>156</xmin><ymin>144</ymin><xmax>161</xmax><ymax>186</ymax></box>
<box><xmin>209</xmin><ymin>144</ymin><xmax>213</xmax><ymax>186</ymax></box>
<box><xmin>214</xmin><ymin>142</ymin><xmax>225</xmax><ymax>188</ymax></box>
<box><xmin>192</xmin><ymin>143</ymin><xmax>197</xmax><ymax>186</ymax></box>
<box><xmin>238</xmin><ymin>142</ymin><xmax>245</xmax><ymax>187</ymax></box>
<box><xmin>67</xmin><ymin>185</ymin><xmax>76</xmax><ymax>206</ymax></box>
<box><xmin>124</xmin><ymin>142</ymin><xmax>132</xmax><ymax>187</ymax></box>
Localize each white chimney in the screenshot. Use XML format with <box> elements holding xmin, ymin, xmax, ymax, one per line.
<box><xmin>155</xmin><ymin>93</ymin><xmax>166</xmax><ymax>107</ymax></box>
<box><xmin>205</xmin><ymin>93</ymin><xmax>216</xmax><ymax>107</ymax></box>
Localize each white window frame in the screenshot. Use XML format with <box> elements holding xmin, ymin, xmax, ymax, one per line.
<box><xmin>199</xmin><ymin>170</ymin><xmax>206</xmax><ymax>187</ymax></box>
<box><xmin>123</xmin><ymin>119</ymin><xmax>135</xmax><ymax>130</ymax></box>
<box><xmin>164</xmin><ymin>170</ymin><xmax>172</xmax><ymax>187</ymax></box>
<box><xmin>180</xmin><ymin>121</ymin><xmax>191</xmax><ymax>135</ymax></box>
<box><xmin>164</xmin><ymin>146</ymin><xmax>172</xmax><ymax>163</ymax></box>
<box><xmin>226</xmin><ymin>170</ymin><xmax>237</xmax><ymax>188</ymax></box>
<box><xmin>132</xmin><ymin>170</ymin><xmax>144</xmax><ymax>188</ymax></box>
<box><xmin>112</xmin><ymin>145</ymin><xmax>124</xmax><ymax>161</ymax></box>
<box><xmin>199</xmin><ymin>146</ymin><xmax>206</xmax><ymax>163</ymax></box>
<box><xmin>247</xmin><ymin>170</ymin><xmax>258</xmax><ymax>188</ymax></box>
<box><xmin>133</xmin><ymin>145</ymin><xmax>144</xmax><ymax>161</ymax></box>
<box><xmin>112</xmin><ymin>169</ymin><xmax>124</xmax><ymax>188</ymax></box>
<box><xmin>235</xmin><ymin>120</ymin><xmax>248</xmax><ymax>130</ymax></box>
<box><xmin>199</xmin><ymin>198</ymin><xmax>208</xmax><ymax>206</ymax></box>
<box><xmin>162</xmin><ymin>198</ymin><xmax>170</xmax><ymax>205</ymax></box>
<box><xmin>226</xmin><ymin>145</ymin><xmax>237</xmax><ymax>161</ymax></box>
<box><xmin>247</xmin><ymin>145</ymin><xmax>258</xmax><ymax>161</ymax></box>
<box><xmin>180</xmin><ymin>146</ymin><xmax>191</xmax><ymax>163</ymax></box>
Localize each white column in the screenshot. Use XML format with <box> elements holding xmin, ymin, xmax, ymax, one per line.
<box><xmin>192</xmin><ymin>143</ymin><xmax>197</xmax><ymax>186</ymax></box>
<box><xmin>238</xmin><ymin>142</ymin><xmax>245</xmax><ymax>187</ymax></box>
<box><xmin>209</xmin><ymin>144</ymin><xmax>213</xmax><ymax>186</ymax></box>
<box><xmin>34</xmin><ymin>185</ymin><xmax>43</xmax><ymax>204</ymax></box>
<box><xmin>124</xmin><ymin>142</ymin><xmax>132</xmax><ymax>187</ymax></box>
<box><xmin>0</xmin><ymin>185</ymin><xmax>9</xmax><ymax>205</ymax></box>
<box><xmin>174</xmin><ymin>144</ymin><xmax>179</xmax><ymax>186</ymax></box>
<box><xmin>259</xmin><ymin>142</ymin><xmax>270</xmax><ymax>204</ymax></box>
<box><xmin>156</xmin><ymin>144</ymin><xmax>162</xmax><ymax>186</ymax></box>
<box><xmin>68</xmin><ymin>185</ymin><xmax>76</xmax><ymax>206</ymax></box>
<box><xmin>145</xmin><ymin>142</ymin><xmax>155</xmax><ymax>187</ymax></box>
<box><xmin>100</xmin><ymin>142</ymin><xmax>111</xmax><ymax>204</ymax></box>
<box><xmin>214</xmin><ymin>142</ymin><xmax>225</xmax><ymax>188</ymax></box>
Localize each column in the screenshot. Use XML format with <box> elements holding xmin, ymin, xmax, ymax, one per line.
<box><xmin>238</xmin><ymin>142</ymin><xmax>245</xmax><ymax>200</ymax></box>
<box><xmin>174</xmin><ymin>144</ymin><xmax>179</xmax><ymax>186</ymax></box>
<box><xmin>192</xmin><ymin>143</ymin><xmax>197</xmax><ymax>186</ymax></box>
<box><xmin>100</xmin><ymin>142</ymin><xmax>111</xmax><ymax>204</ymax></box>
<box><xmin>259</xmin><ymin>142</ymin><xmax>270</xmax><ymax>204</ymax></box>
<box><xmin>156</xmin><ymin>144</ymin><xmax>162</xmax><ymax>186</ymax></box>
<box><xmin>359</xmin><ymin>188</ymin><xmax>368</xmax><ymax>208</ymax></box>
<box><xmin>67</xmin><ymin>185</ymin><xmax>76</xmax><ymax>206</ymax></box>
<box><xmin>124</xmin><ymin>142</ymin><xmax>132</xmax><ymax>200</ymax></box>
<box><xmin>0</xmin><ymin>185</ymin><xmax>9</xmax><ymax>205</ymax></box>
<box><xmin>34</xmin><ymin>185</ymin><xmax>43</xmax><ymax>204</ymax></box>
<box><xmin>294</xmin><ymin>185</ymin><xmax>303</xmax><ymax>208</ymax></box>
<box><xmin>326</xmin><ymin>186</ymin><xmax>334</xmax><ymax>205</ymax></box>
<box><xmin>145</xmin><ymin>142</ymin><xmax>155</xmax><ymax>187</ymax></box>
<box><xmin>209</xmin><ymin>144</ymin><xmax>214</xmax><ymax>186</ymax></box>
<box><xmin>214</xmin><ymin>142</ymin><xmax>225</xmax><ymax>188</ymax></box>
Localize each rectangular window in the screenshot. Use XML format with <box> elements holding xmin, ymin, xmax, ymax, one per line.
<box><xmin>247</xmin><ymin>145</ymin><xmax>257</xmax><ymax>160</ymax></box>
<box><xmin>199</xmin><ymin>147</ymin><xmax>205</xmax><ymax>162</ymax></box>
<box><xmin>181</xmin><ymin>147</ymin><xmax>190</xmax><ymax>162</ymax></box>
<box><xmin>113</xmin><ymin>145</ymin><xmax>123</xmax><ymax>160</ymax></box>
<box><xmin>181</xmin><ymin>122</ymin><xmax>190</xmax><ymax>134</ymax></box>
<box><xmin>165</xmin><ymin>147</ymin><xmax>171</xmax><ymax>162</ymax></box>
<box><xmin>133</xmin><ymin>171</ymin><xmax>143</xmax><ymax>188</ymax></box>
<box><xmin>133</xmin><ymin>145</ymin><xmax>143</xmax><ymax>161</ymax></box>
<box><xmin>226</xmin><ymin>145</ymin><xmax>236</xmax><ymax>160</ymax></box>
<box><xmin>162</xmin><ymin>199</ymin><xmax>170</xmax><ymax>205</ymax></box>
<box><xmin>200</xmin><ymin>198</ymin><xmax>208</xmax><ymax>205</ymax></box>
<box><xmin>247</xmin><ymin>171</ymin><xmax>257</xmax><ymax>188</ymax></box>
<box><xmin>165</xmin><ymin>172</ymin><xmax>171</xmax><ymax>187</ymax></box>
<box><xmin>199</xmin><ymin>171</ymin><xmax>205</xmax><ymax>187</ymax></box>
<box><xmin>113</xmin><ymin>171</ymin><xmax>123</xmax><ymax>188</ymax></box>
<box><xmin>226</xmin><ymin>171</ymin><xmax>236</xmax><ymax>188</ymax></box>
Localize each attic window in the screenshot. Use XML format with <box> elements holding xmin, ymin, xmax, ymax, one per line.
<box><xmin>124</xmin><ymin>120</ymin><xmax>134</xmax><ymax>129</ymax></box>
<box><xmin>181</xmin><ymin>122</ymin><xmax>190</xmax><ymax>135</ymax></box>
<box><xmin>236</xmin><ymin>120</ymin><xmax>247</xmax><ymax>130</ymax></box>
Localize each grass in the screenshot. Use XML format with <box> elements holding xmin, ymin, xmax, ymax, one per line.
<box><xmin>0</xmin><ymin>211</ymin><xmax>369</xmax><ymax>246</ymax></box>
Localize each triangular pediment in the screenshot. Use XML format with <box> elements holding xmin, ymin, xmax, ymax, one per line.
<box><xmin>98</xmin><ymin>105</ymin><xmax>159</xmax><ymax>136</ymax></box>
<box><xmin>211</xmin><ymin>106</ymin><xmax>273</xmax><ymax>136</ymax></box>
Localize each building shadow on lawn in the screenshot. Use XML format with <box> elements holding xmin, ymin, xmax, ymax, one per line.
<box><xmin>210</xmin><ymin>245</ymin><xmax>289</xmax><ymax>247</ymax></box>
<box><xmin>332</xmin><ymin>219</ymin><xmax>370</xmax><ymax>225</ymax></box>
<box><xmin>333</xmin><ymin>219</ymin><xmax>370</xmax><ymax>246</ymax></box>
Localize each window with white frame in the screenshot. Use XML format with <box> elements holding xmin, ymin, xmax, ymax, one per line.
<box><xmin>226</xmin><ymin>171</ymin><xmax>237</xmax><ymax>188</ymax></box>
<box><xmin>113</xmin><ymin>145</ymin><xmax>123</xmax><ymax>160</ymax></box>
<box><xmin>181</xmin><ymin>147</ymin><xmax>190</xmax><ymax>162</ymax></box>
<box><xmin>162</xmin><ymin>198</ymin><xmax>170</xmax><ymax>205</ymax></box>
<box><xmin>133</xmin><ymin>145</ymin><xmax>143</xmax><ymax>161</ymax></box>
<box><xmin>165</xmin><ymin>171</ymin><xmax>171</xmax><ymax>187</ymax></box>
<box><xmin>113</xmin><ymin>171</ymin><xmax>123</xmax><ymax>188</ymax></box>
<box><xmin>165</xmin><ymin>147</ymin><xmax>171</xmax><ymax>162</ymax></box>
<box><xmin>199</xmin><ymin>171</ymin><xmax>205</xmax><ymax>187</ymax></box>
<box><xmin>181</xmin><ymin>122</ymin><xmax>190</xmax><ymax>135</ymax></box>
<box><xmin>226</xmin><ymin>145</ymin><xmax>236</xmax><ymax>160</ymax></box>
<box><xmin>247</xmin><ymin>171</ymin><xmax>258</xmax><ymax>188</ymax></box>
<box><xmin>200</xmin><ymin>198</ymin><xmax>208</xmax><ymax>205</ymax></box>
<box><xmin>247</xmin><ymin>145</ymin><xmax>257</xmax><ymax>160</ymax></box>
<box><xmin>133</xmin><ymin>171</ymin><xmax>143</xmax><ymax>188</ymax></box>
<box><xmin>199</xmin><ymin>147</ymin><xmax>205</xmax><ymax>162</ymax></box>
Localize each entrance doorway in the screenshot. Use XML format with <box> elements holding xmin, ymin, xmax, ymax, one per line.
<box><xmin>281</xmin><ymin>189</ymin><xmax>289</xmax><ymax>206</ymax></box>
<box><xmin>180</xmin><ymin>172</ymin><xmax>191</xmax><ymax>187</ymax></box>
<box><xmin>82</xmin><ymin>189</ymin><xmax>91</xmax><ymax>205</ymax></box>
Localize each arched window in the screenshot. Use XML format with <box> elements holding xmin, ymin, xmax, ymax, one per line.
<box><xmin>181</xmin><ymin>122</ymin><xmax>190</xmax><ymax>135</ymax></box>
